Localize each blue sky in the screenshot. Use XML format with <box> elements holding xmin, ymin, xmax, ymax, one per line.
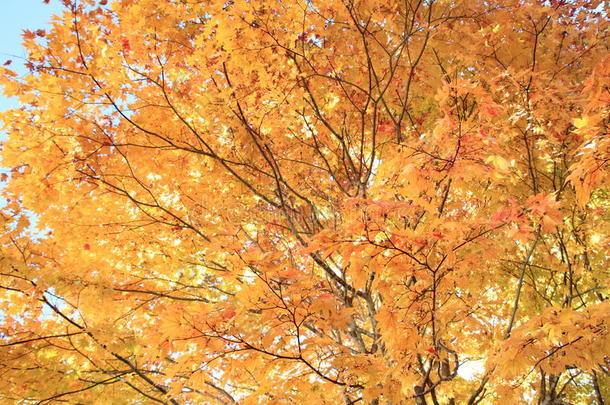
<box><xmin>0</xmin><ymin>0</ymin><xmax>64</xmax><ymax>112</ymax></box>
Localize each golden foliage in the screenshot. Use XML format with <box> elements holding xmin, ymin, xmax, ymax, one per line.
<box><xmin>0</xmin><ymin>0</ymin><xmax>608</xmax><ymax>403</ymax></box>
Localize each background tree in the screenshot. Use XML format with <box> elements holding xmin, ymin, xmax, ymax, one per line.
<box><xmin>0</xmin><ymin>0</ymin><xmax>608</xmax><ymax>403</ymax></box>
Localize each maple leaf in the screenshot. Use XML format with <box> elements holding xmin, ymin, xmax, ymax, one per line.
<box><xmin>22</xmin><ymin>30</ymin><xmax>36</xmax><ymax>40</ymax></box>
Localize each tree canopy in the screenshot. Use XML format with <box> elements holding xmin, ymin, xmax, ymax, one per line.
<box><xmin>0</xmin><ymin>0</ymin><xmax>609</xmax><ymax>403</ymax></box>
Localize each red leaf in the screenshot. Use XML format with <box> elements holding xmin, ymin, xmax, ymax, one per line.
<box><xmin>484</xmin><ymin>106</ymin><xmax>498</xmax><ymax>116</ymax></box>
<box><xmin>122</xmin><ymin>39</ymin><xmax>131</xmax><ymax>52</ymax></box>
<box><xmin>22</xmin><ymin>30</ymin><xmax>36</xmax><ymax>40</ymax></box>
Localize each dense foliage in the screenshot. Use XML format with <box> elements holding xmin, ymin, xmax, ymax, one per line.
<box><xmin>0</xmin><ymin>0</ymin><xmax>608</xmax><ymax>403</ymax></box>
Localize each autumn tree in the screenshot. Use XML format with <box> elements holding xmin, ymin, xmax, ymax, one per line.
<box><xmin>0</xmin><ymin>0</ymin><xmax>608</xmax><ymax>403</ymax></box>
